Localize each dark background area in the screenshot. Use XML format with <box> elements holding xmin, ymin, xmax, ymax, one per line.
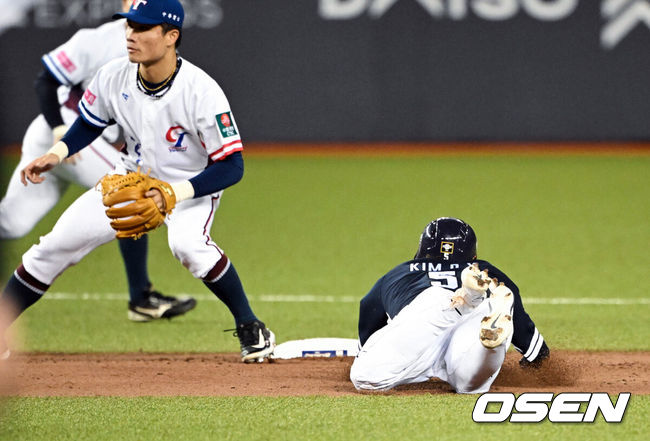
<box><xmin>1</xmin><ymin>0</ymin><xmax>648</xmax><ymax>144</ymax></box>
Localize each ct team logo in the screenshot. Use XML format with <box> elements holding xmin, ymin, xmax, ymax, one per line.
<box><xmin>216</xmin><ymin>111</ymin><xmax>238</xmax><ymax>138</ymax></box>
<box><xmin>132</xmin><ymin>0</ymin><xmax>148</xmax><ymax>10</ymax></box>
<box><xmin>165</xmin><ymin>126</ymin><xmax>188</xmax><ymax>152</ymax></box>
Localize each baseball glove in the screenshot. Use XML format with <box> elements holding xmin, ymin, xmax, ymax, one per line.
<box><xmin>99</xmin><ymin>169</ymin><xmax>176</xmax><ymax>239</ymax></box>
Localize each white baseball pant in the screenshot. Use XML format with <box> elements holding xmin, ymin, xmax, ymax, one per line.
<box><xmin>350</xmin><ymin>286</ymin><xmax>512</xmax><ymax>394</ymax></box>
<box><xmin>0</xmin><ymin>114</ymin><xmax>121</xmax><ymax>239</ymax></box>
<box><xmin>20</xmin><ymin>166</ymin><xmax>226</xmax><ymax>285</ymax></box>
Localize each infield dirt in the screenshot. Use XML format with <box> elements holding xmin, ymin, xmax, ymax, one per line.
<box><xmin>1</xmin><ymin>351</ymin><xmax>648</xmax><ymax>397</ymax></box>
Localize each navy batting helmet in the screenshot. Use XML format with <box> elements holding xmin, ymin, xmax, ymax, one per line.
<box><xmin>414</xmin><ymin>217</ymin><xmax>477</xmax><ymax>262</ymax></box>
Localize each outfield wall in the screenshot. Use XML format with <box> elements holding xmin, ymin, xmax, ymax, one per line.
<box><xmin>1</xmin><ymin>0</ymin><xmax>649</xmax><ymax>143</ymax></box>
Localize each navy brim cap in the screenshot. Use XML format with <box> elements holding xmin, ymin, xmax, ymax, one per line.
<box><xmin>112</xmin><ymin>11</ymin><xmax>163</xmax><ymax>25</ymax></box>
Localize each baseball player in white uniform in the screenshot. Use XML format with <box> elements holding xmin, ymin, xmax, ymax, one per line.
<box><xmin>0</xmin><ymin>0</ymin><xmax>196</xmax><ymax>323</ymax></box>
<box><xmin>0</xmin><ymin>3</ymin><xmax>126</xmax><ymax>237</ymax></box>
<box><xmin>0</xmin><ymin>0</ymin><xmax>275</xmax><ymax>363</ymax></box>
<box><xmin>350</xmin><ymin>218</ymin><xmax>549</xmax><ymax>393</ymax></box>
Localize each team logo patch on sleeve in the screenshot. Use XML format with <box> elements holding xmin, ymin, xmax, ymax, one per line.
<box><xmin>84</xmin><ymin>89</ymin><xmax>97</xmax><ymax>105</ymax></box>
<box><xmin>216</xmin><ymin>112</ymin><xmax>238</xmax><ymax>138</ymax></box>
<box><xmin>56</xmin><ymin>51</ymin><xmax>76</xmax><ymax>73</ymax></box>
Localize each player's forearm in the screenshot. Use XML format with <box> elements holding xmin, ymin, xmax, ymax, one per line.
<box><xmin>59</xmin><ymin>117</ymin><xmax>104</xmax><ymax>156</ymax></box>
<box><xmin>34</xmin><ymin>69</ymin><xmax>65</xmax><ymax>129</ymax></box>
<box><xmin>174</xmin><ymin>151</ymin><xmax>244</xmax><ymax>201</ymax></box>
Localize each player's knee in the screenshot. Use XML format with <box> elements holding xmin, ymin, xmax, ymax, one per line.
<box><xmin>449</xmin><ymin>374</ymin><xmax>485</xmax><ymax>394</ymax></box>
<box><xmin>447</xmin><ymin>360</ymin><xmax>500</xmax><ymax>394</ymax></box>
<box><xmin>349</xmin><ymin>356</ymin><xmax>390</xmax><ymax>391</ymax></box>
<box><xmin>349</xmin><ymin>360</ymin><xmax>371</xmax><ymax>390</ymax></box>
<box><xmin>350</xmin><ymin>371</ymin><xmax>391</xmax><ymax>391</ymax></box>
<box><xmin>167</xmin><ymin>232</ymin><xmax>204</xmax><ymax>270</ymax></box>
<box><xmin>0</xmin><ymin>207</ymin><xmax>32</xmax><ymax>239</ymax></box>
<box><xmin>168</xmin><ymin>241</ymin><xmax>192</xmax><ymax>266</ymax></box>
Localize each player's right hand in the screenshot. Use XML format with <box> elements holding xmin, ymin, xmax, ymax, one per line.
<box><xmin>20</xmin><ymin>153</ymin><xmax>60</xmax><ymax>185</ymax></box>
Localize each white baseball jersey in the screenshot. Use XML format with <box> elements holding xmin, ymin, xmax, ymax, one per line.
<box><xmin>78</xmin><ymin>56</ymin><xmax>244</xmax><ymax>184</ymax></box>
<box><xmin>42</xmin><ymin>18</ymin><xmax>127</xmax><ymax>143</ymax></box>
<box><xmin>42</xmin><ymin>19</ymin><xmax>127</xmax><ymax>91</ymax></box>
<box><xmin>0</xmin><ymin>20</ymin><xmax>128</xmax><ymax>239</ymax></box>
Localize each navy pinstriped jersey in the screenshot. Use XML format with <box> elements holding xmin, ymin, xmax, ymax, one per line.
<box><xmin>357</xmin><ymin>258</ymin><xmax>540</xmax><ymax>358</ymax></box>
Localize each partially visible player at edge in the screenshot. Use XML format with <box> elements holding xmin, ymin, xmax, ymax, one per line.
<box><xmin>0</xmin><ymin>0</ymin><xmax>196</xmax><ymax>323</ymax></box>
<box><xmin>0</xmin><ymin>0</ymin><xmax>275</xmax><ymax>363</ymax></box>
<box><xmin>350</xmin><ymin>217</ymin><xmax>549</xmax><ymax>393</ymax></box>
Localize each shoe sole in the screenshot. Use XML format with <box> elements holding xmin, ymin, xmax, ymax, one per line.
<box><xmin>128</xmin><ymin>298</ymin><xmax>197</xmax><ymax>322</ymax></box>
<box><xmin>479</xmin><ymin>285</ymin><xmax>514</xmax><ymax>349</ymax></box>
<box><xmin>0</xmin><ymin>349</ymin><xmax>10</xmax><ymax>361</ymax></box>
<box><xmin>241</xmin><ymin>330</ymin><xmax>276</xmax><ymax>363</ymax></box>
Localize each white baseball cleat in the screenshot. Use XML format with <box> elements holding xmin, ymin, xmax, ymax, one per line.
<box><xmin>451</xmin><ymin>263</ymin><xmax>496</xmax><ymax>311</ymax></box>
<box><xmin>479</xmin><ymin>283</ymin><xmax>514</xmax><ymax>349</ymax></box>
<box><xmin>461</xmin><ymin>263</ymin><xmax>494</xmax><ymax>293</ymax></box>
<box><xmin>0</xmin><ymin>349</ymin><xmax>10</xmax><ymax>361</ymax></box>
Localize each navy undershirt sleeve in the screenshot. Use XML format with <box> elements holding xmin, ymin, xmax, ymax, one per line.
<box><xmin>357</xmin><ymin>278</ymin><xmax>389</xmax><ymax>346</ymax></box>
<box><xmin>189</xmin><ymin>151</ymin><xmax>244</xmax><ymax>198</ymax></box>
<box><xmin>34</xmin><ymin>69</ymin><xmax>65</xmax><ymax>129</ymax></box>
<box><xmin>60</xmin><ymin>117</ymin><xmax>104</xmax><ymax>155</ymax></box>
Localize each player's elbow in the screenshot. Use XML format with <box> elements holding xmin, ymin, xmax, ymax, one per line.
<box><xmin>230</xmin><ymin>151</ymin><xmax>244</xmax><ymax>182</ymax></box>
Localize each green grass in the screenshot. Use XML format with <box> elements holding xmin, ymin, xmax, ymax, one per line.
<box><xmin>1</xmin><ymin>152</ymin><xmax>649</xmax><ymax>440</ymax></box>
<box><xmin>2</xmin><ymin>154</ymin><xmax>648</xmax><ymax>352</ymax></box>
<box><xmin>8</xmin><ymin>300</ymin><xmax>648</xmax><ymax>353</ymax></box>
<box><xmin>1</xmin><ymin>395</ymin><xmax>648</xmax><ymax>441</ymax></box>
<box><xmin>12</xmin><ymin>299</ymin><xmax>357</xmax><ymax>352</ymax></box>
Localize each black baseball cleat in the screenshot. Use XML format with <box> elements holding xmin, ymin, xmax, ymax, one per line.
<box><xmin>128</xmin><ymin>290</ymin><xmax>197</xmax><ymax>322</ymax></box>
<box><xmin>519</xmin><ymin>342</ymin><xmax>550</xmax><ymax>368</ymax></box>
<box><xmin>229</xmin><ymin>320</ymin><xmax>276</xmax><ymax>363</ymax></box>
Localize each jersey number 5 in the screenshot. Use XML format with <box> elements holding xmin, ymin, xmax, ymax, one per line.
<box><xmin>428</xmin><ymin>271</ymin><xmax>458</xmax><ymax>290</ymax></box>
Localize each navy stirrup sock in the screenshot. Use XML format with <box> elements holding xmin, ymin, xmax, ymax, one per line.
<box><xmin>0</xmin><ymin>265</ymin><xmax>48</xmax><ymax>331</ymax></box>
<box><xmin>118</xmin><ymin>236</ymin><xmax>151</xmax><ymax>303</ymax></box>
<box><xmin>203</xmin><ymin>261</ymin><xmax>256</xmax><ymax>326</ymax></box>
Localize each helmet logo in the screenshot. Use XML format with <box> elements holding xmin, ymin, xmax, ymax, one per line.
<box><xmin>441</xmin><ymin>242</ymin><xmax>454</xmax><ymax>254</ymax></box>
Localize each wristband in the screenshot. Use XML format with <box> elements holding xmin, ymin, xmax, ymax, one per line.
<box><xmin>46</xmin><ymin>141</ymin><xmax>69</xmax><ymax>164</ymax></box>
<box><xmin>171</xmin><ymin>180</ymin><xmax>195</xmax><ymax>202</ymax></box>
<box><xmin>52</xmin><ymin>124</ymin><xmax>68</xmax><ymax>143</ymax></box>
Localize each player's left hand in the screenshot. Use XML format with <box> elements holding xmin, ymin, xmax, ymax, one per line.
<box><xmin>99</xmin><ymin>170</ymin><xmax>177</xmax><ymax>239</ymax></box>
<box><xmin>145</xmin><ymin>188</ymin><xmax>166</xmax><ymax>211</ymax></box>
<box><xmin>20</xmin><ymin>153</ymin><xmax>60</xmax><ymax>185</ymax></box>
